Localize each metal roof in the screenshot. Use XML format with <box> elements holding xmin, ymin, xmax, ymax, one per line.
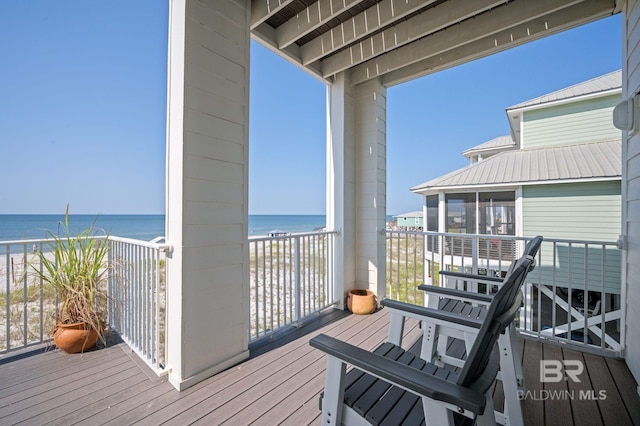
<box><xmin>505</xmin><ymin>69</ymin><xmax>622</xmax><ymax>145</ymax></box>
<box><xmin>250</xmin><ymin>1</ymin><xmax>617</xmax><ymax>86</ymax></box>
<box><xmin>507</xmin><ymin>70</ymin><xmax>622</xmax><ymax>111</ymax></box>
<box><xmin>462</xmin><ymin>135</ymin><xmax>516</xmax><ymax>157</ymax></box>
<box><xmin>411</xmin><ymin>140</ymin><xmax>621</xmax><ymax>193</ymax></box>
<box><xmin>393</xmin><ymin>211</ymin><xmax>423</xmax><ymax>218</ymax></box>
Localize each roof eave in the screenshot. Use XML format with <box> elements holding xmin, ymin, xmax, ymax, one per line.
<box><xmin>506</xmin><ymin>87</ymin><xmax>622</xmax><ymax>145</ymax></box>
<box><xmin>411</xmin><ymin>175</ymin><xmax>621</xmax><ymax>195</ymax></box>
<box><xmin>506</xmin><ymin>87</ymin><xmax>622</xmax><ymax>114</ymax></box>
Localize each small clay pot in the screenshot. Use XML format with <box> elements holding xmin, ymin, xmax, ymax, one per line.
<box><xmin>53</xmin><ymin>322</ymin><xmax>99</xmax><ymax>353</ymax></box>
<box><xmin>347</xmin><ymin>289</ymin><xmax>377</xmax><ymax>315</ymax></box>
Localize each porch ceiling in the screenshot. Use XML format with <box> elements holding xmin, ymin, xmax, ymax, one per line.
<box><xmin>250</xmin><ymin>0</ymin><xmax>619</xmax><ymax>86</ymax></box>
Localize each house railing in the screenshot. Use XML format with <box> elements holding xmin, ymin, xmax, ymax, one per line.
<box><xmin>249</xmin><ymin>230</ymin><xmax>337</xmax><ymax>342</ymax></box>
<box><xmin>386</xmin><ymin>230</ymin><xmax>623</xmax><ymax>356</ymax></box>
<box><xmin>1</xmin><ymin>238</ymin><xmax>54</xmax><ymax>354</ymax></box>
<box><xmin>2</xmin><ymin>229</ymin><xmax>337</xmax><ymax>364</ymax></box>
<box><xmin>108</xmin><ymin>236</ymin><xmax>170</xmax><ymax>373</ymax></box>
<box><xmin>0</xmin><ymin>236</ymin><xmax>170</xmax><ymax>373</ymax></box>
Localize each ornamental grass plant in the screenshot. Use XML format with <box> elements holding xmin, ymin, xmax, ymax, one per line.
<box><xmin>31</xmin><ymin>206</ymin><xmax>111</xmax><ymax>347</ymax></box>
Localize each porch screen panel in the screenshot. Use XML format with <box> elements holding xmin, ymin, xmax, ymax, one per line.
<box><xmin>478</xmin><ymin>192</ymin><xmax>516</xmax><ymax>262</ymax></box>
<box><xmin>478</xmin><ymin>192</ymin><xmax>515</xmax><ymax>236</ymax></box>
<box><xmin>445</xmin><ymin>193</ymin><xmax>475</xmax><ymax>233</ymax></box>
<box><xmin>445</xmin><ymin>193</ymin><xmax>475</xmax><ymax>259</ymax></box>
<box><xmin>426</xmin><ymin>195</ymin><xmax>438</xmax><ymax>232</ymax></box>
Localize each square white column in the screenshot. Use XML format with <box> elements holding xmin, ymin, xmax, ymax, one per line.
<box><xmin>327</xmin><ymin>73</ymin><xmax>387</xmax><ymax>304</ymax></box>
<box><xmin>165</xmin><ymin>0</ymin><xmax>250</xmax><ymax>390</ymax></box>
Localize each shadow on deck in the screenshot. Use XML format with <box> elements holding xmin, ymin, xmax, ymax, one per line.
<box><xmin>0</xmin><ymin>308</ymin><xmax>639</xmax><ymax>425</ymax></box>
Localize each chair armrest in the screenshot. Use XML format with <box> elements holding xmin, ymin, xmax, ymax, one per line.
<box><xmin>310</xmin><ymin>334</ymin><xmax>487</xmax><ymax>414</ymax></box>
<box><xmin>417</xmin><ymin>284</ymin><xmax>494</xmax><ymax>304</ymax></box>
<box><xmin>381</xmin><ymin>299</ymin><xmax>484</xmax><ymax>329</ymax></box>
<box><xmin>439</xmin><ymin>271</ymin><xmax>503</xmax><ymax>283</ymax></box>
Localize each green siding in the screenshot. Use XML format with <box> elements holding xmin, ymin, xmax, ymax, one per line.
<box><xmin>523</xmin><ymin>181</ymin><xmax>621</xmax><ymax>293</ymax></box>
<box><xmin>522</xmin><ymin>181</ymin><xmax>621</xmax><ymax>241</ymax></box>
<box><xmin>523</xmin><ymin>94</ymin><xmax>621</xmax><ymax>149</ymax></box>
<box><xmin>396</xmin><ymin>216</ymin><xmax>423</xmax><ymax>228</ymax></box>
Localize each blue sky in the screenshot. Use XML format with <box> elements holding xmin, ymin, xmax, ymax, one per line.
<box><xmin>0</xmin><ymin>2</ymin><xmax>622</xmax><ymax>215</ymax></box>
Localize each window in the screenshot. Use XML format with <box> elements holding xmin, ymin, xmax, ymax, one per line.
<box><xmin>426</xmin><ymin>195</ymin><xmax>438</xmax><ymax>232</ymax></box>
<box><xmin>446</xmin><ymin>193</ymin><xmax>475</xmax><ymax>234</ymax></box>
<box><xmin>478</xmin><ymin>192</ymin><xmax>515</xmax><ymax>235</ymax></box>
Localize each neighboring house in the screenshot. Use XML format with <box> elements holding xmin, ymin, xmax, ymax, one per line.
<box><xmin>412</xmin><ymin>70</ymin><xmax>622</xmax><ymax>243</ymax></box>
<box><xmin>412</xmin><ymin>70</ymin><xmax>622</xmax><ymax>303</ymax></box>
<box><xmin>393</xmin><ymin>211</ymin><xmax>424</xmax><ymax>230</ymax></box>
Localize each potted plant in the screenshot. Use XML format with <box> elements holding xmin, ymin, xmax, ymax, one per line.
<box><xmin>347</xmin><ymin>289</ymin><xmax>377</xmax><ymax>315</ymax></box>
<box><xmin>32</xmin><ymin>206</ymin><xmax>111</xmax><ymax>353</ymax></box>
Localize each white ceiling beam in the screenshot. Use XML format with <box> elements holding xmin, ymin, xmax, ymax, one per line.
<box><xmin>251</xmin><ymin>0</ymin><xmax>295</xmax><ymax>30</ymax></box>
<box><xmin>276</xmin><ymin>0</ymin><xmax>361</xmax><ymax>49</ymax></box>
<box><xmin>346</xmin><ymin>0</ymin><xmax>589</xmax><ymax>83</ymax></box>
<box><xmin>320</xmin><ymin>0</ymin><xmax>528</xmax><ymax>78</ymax></box>
<box><xmin>300</xmin><ymin>0</ymin><xmax>439</xmax><ymax>65</ymax></box>
<box><xmin>380</xmin><ymin>0</ymin><xmax>615</xmax><ymax>87</ymax></box>
<box><xmin>251</xmin><ymin>23</ymin><xmax>329</xmax><ymax>83</ymax></box>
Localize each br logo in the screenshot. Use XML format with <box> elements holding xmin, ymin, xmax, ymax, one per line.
<box><xmin>540</xmin><ymin>360</ymin><xmax>584</xmax><ymax>383</ymax></box>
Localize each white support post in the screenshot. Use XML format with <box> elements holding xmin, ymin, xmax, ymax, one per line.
<box><xmin>622</xmin><ymin>1</ymin><xmax>640</xmax><ymax>385</ymax></box>
<box><xmin>353</xmin><ymin>78</ymin><xmax>387</xmax><ymax>298</ymax></box>
<box><xmin>327</xmin><ymin>72</ymin><xmax>355</xmax><ymax>309</ymax></box>
<box><xmin>165</xmin><ymin>0</ymin><xmax>250</xmax><ymax>390</ymax></box>
<box><xmin>328</xmin><ymin>73</ymin><xmax>387</xmax><ymax>303</ymax></box>
<box><xmin>294</xmin><ymin>236</ymin><xmax>301</xmax><ymax>324</ymax></box>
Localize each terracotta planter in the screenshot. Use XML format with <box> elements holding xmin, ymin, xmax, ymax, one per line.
<box><xmin>347</xmin><ymin>289</ymin><xmax>377</xmax><ymax>315</ymax></box>
<box><xmin>53</xmin><ymin>322</ymin><xmax>99</xmax><ymax>353</ymax></box>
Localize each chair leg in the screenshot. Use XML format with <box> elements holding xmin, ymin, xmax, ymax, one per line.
<box><xmin>322</xmin><ymin>356</ymin><xmax>346</xmax><ymax>426</ymax></box>
<box><xmin>508</xmin><ymin>325</ymin><xmax>524</xmax><ymax>389</ymax></box>
<box><xmin>422</xmin><ymin>397</ymin><xmax>454</xmax><ymax>425</ymax></box>
<box><xmin>476</xmin><ymin>389</ymin><xmax>497</xmax><ymax>426</ymax></box>
<box><xmin>421</xmin><ymin>321</ymin><xmax>438</xmax><ymax>362</ymax></box>
<box><xmin>497</xmin><ymin>331</ymin><xmax>524</xmax><ymax>426</ymax></box>
<box><xmin>388</xmin><ymin>312</ymin><xmax>405</xmax><ymax>346</ymax></box>
<box><xmin>433</xmin><ymin>332</ymin><xmax>450</xmax><ymax>367</ymax></box>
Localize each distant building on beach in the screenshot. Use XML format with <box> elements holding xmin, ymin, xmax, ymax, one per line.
<box><xmin>393</xmin><ymin>211</ymin><xmax>423</xmax><ymax>230</ymax></box>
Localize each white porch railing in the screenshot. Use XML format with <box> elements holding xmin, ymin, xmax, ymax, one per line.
<box><xmin>249</xmin><ymin>230</ymin><xmax>338</xmax><ymax>342</ymax></box>
<box><xmin>2</xmin><ymin>230</ymin><xmax>338</xmax><ymax>366</ymax></box>
<box><xmin>1</xmin><ymin>238</ymin><xmax>54</xmax><ymax>353</ymax></box>
<box><xmin>108</xmin><ymin>236</ymin><xmax>171</xmax><ymax>373</ymax></box>
<box><xmin>0</xmin><ymin>237</ymin><xmax>170</xmax><ymax>374</ymax></box>
<box><xmin>386</xmin><ymin>230</ymin><xmax>623</xmax><ymax>356</ymax></box>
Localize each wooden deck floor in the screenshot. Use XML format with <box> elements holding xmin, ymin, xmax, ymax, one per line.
<box><xmin>1</xmin><ymin>308</ymin><xmax>639</xmax><ymax>425</ymax></box>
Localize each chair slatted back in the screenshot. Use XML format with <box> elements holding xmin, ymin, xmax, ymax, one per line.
<box><xmin>456</xmin><ymin>236</ymin><xmax>543</xmax><ymax>390</ymax></box>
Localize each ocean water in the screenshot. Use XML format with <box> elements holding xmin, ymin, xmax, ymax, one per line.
<box><xmin>248</xmin><ymin>214</ymin><xmax>326</xmax><ymax>236</ymax></box>
<box><xmin>0</xmin><ymin>213</ymin><xmax>395</xmax><ymax>242</ymax></box>
<box><xmin>0</xmin><ymin>214</ymin><xmax>329</xmax><ymax>242</ymax></box>
<box><xmin>0</xmin><ymin>214</ymin><xmax>165</xmax><ymax>242</ymax></box>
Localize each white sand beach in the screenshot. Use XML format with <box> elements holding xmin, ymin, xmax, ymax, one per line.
<box><xmin>0</xmin><ymin>251</ymin><xmax>44</xmax><ymax>292</ymax></box>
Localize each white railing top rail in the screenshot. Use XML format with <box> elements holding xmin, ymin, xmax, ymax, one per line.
<box><xmin>1</xmin><ymin>236</ymin><xmax>171</xmax><ymax>251</ymax></box>
<box><xmin>249</xmin><ymin>229</ymin><xmax>339</xmax><ymax>242</ymax></box>
<box><xmin>386</xmin><ymin>229</ymin><xmax>619</xmax><ymax>247</ymax></box>
<box><xmin>108</xmin><ymin>235</ymin><xmax>172</xmax><ymax>251</ymax></box>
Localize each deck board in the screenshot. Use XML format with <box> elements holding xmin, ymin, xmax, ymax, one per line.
<box><xmin>52</xmin><ymin>375</ymin><xmax>169</xmax><ymax>425</ymax></box>
<box><xmin>605</xmin><ymin>356</ymin><xmax>640</xmax><ymax>422</ymax></box>
<box><xmin>562</xmin><ymin>347</ymin><xmax>601</xmax><ymax>426</ymax></box>
<box><xmin>514</xmin><ymin>338</ymin><xmax>545</xmax><ymax>425</ymax></box>
<box><xmin>0</xmin><ymin>308</ymin><xmax>638</xmax><ymax>426</ymax></box>
<box><xmin>584</xmin><ymin>352</ymin><xmax>634</xmax><ymax>425</ymax></box>
<box><xmin>542</xmin><ymin>344</ymin><xmax>574</xmax><ymax>425</ymax></box>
